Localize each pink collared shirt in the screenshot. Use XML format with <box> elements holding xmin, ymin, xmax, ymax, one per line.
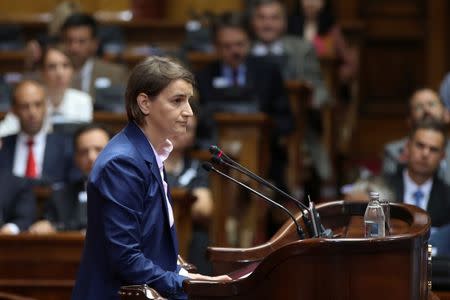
<box><xmin>149</xmin><ymin>139</ymin><xmax>175</xmax><ymax>228</ymax></box>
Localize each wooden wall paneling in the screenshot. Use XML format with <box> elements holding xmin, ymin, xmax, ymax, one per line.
<box><xmin>358</xmin><ymin>0</ymin><xmax>426</xmax><ymax>116</ymax></box>
<box><xmin>425</xmin><ymin>0</ymin><xmax>448</xmax><ymax>89</ymax></box>
<box><xmin>361</xmin><ymin>40</ymin><xmax>424</xmax><ymax>115</ymax></box>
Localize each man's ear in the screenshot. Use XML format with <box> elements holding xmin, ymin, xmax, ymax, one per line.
<box><xmin>136</xmin><ymin>93</ymin><xmax>151</xmax><ymax>115</ymax></box>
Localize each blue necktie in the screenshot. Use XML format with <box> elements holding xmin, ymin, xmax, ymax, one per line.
<box><xmin>412</xmin><ymin>189</ymin><xmax>424</xmax><ymax>207</ymax></box>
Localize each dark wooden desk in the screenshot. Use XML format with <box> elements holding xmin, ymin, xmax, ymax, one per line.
<box><xmin>0</xmin><ymin>188</ymin><xmax>195</xmax><ymax>300</ymax></box>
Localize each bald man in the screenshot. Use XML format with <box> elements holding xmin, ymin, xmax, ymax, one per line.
<box><xmin>382</xmin><ymin>88</ymin><xmax>450</xmax><ymax>184</ymax></box>
<box><xmin>0</xmin><ymin>80</ymin><xmax>74</xmax><ymax>184</ymax></box>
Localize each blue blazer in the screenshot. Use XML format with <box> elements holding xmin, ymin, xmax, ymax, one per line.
<box><xmin>72</xmin><ymin>122</ymin><xmax>187</xmax><ymax>300</ymax></box>
<box><xmin>0</xmin><ymin>133</ymin><xmax>74</xmax><ymax>184</ymax></box>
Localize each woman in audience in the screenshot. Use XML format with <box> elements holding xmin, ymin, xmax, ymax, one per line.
<box><xmin>0</xmin><ymin>44</ymin><xmax>92</xmax><ymax>137</ymax></box>
<box><xmin>288</xmin><ymin>0</ymin><xmax>357</xmax><ymax>94</ymax></box>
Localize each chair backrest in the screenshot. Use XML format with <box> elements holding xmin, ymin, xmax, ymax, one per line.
<box><xmin>94</xmin><ymin>85</ymin><xmax>126</xmax><ymax>113</ymax></box>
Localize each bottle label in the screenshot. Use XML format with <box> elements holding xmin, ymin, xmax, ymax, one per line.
<box><xmin>365</xmin><ymin>222</ymin><xmax>384</xmax><ymax>237</ymax></box>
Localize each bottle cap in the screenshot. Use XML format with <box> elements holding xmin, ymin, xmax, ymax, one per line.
<box><xmin>369</xmin><ymin>191</ymin><xmax>379</xmax><ymax>199</ymax></box>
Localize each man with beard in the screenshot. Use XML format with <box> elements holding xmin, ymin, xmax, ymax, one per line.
<box><xmin>382</xmin><ymin>88</ymin><xmax>450</xmax><ymax>184</ymax></box>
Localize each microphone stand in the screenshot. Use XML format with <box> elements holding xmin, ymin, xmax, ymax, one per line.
<box><xmin>209</xmin><ymin>145</ymin><xmax>333</xmax><ymax>238</ymax></box>
<box><xmin>203</xmin><ymin>162</ymin><xmax>306</xmax><ymax>239</ymax></box>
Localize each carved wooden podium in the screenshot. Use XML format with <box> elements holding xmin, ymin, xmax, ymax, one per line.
<box><xmin>183</xmin><ymin>201</ymin><xmax>433</xmax><ymax>300</ymax></box>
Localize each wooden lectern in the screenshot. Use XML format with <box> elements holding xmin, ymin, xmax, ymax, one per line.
<box><xmin>183</xmin><ymin>201</ymin><xmax>433</xmax><ymax>300</ymax></box>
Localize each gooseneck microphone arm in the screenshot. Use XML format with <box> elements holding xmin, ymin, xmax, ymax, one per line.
<box><xmin>210</xmin><ymin>155</ymin><xmax>309</xmax><ymax>212</ymax></box>
<box><xmin>209</xmin><ymin>145</ymin><xmax>333</xmax><ymax>238</ymax></box>
<box><xmin>202</xmin><ymin>162</ymin><xmax>306</xmax><ymax>239</ymax></box>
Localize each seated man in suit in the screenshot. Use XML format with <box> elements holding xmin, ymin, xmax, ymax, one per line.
<box><xmin>249</xmin><ymin>0</ymin><xmax>329</xmax><ymax>107</ymax></box>
<box><xmin>0</xmin><ymin>171</ymin><xmax>36</xmax><ymax>234</ymax></box>
<box><xmin>0</xmin><ymin>80</ymin><xmax>74</xmax><ymax>184</ymax></box>
<box><xmin>196</xmin><ymin>11</ymin><xmax>294</xmax><ymax>186</ymax></box>
<box><xmin>61</xmin><ymin>13</ymin><xmax>128</xmax><ymax>98</ymax></box>
<box><xmin>29</xmin><ymin>124</ymin><xmax>110</xmax><ymax>233</ymax></box>
<box><xmin>384</xmin><ymin>119</ymin><xmax>450</xmax><ymax>229</ymax></box>
<box><xmin>382</xmin><ymin>88</ymin><xmax>450</xmax><ymax>185</ymax></box>
<box><xmin>249</xmin><ymin>0</ymin><xmax>333</xmax><ymax>185</ymax></box>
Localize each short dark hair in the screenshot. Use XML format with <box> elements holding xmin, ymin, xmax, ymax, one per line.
<box><xmin>38</xmin><ymin>42</ymin><xmax>73</xmax><ymax>69</ymax></box>
<box><xmin>73</xmin><ymin>123</ymin><xmax>111</xmax><ymax>150</ymax></box>
<box><xmin>61</xmin><ymin>13</ymin><xmax>98</xmax><ymax>38</ymax></box>
<box><xmin>125</xmin><ymin>56</ymin><xmax>195</xmax><ymax>125</ymax></box>
<box><xmin>248</xmin><ymin>0</ymin><xmax>286</xmax><ymax>19</ymax></box>
<box><xmin>409</xmin><ymin>119</ymin><xmax>448</xmax><ymax>146</ymax></box>
<box><xmin>212</xmin><ymin>11</ymin><xmax>250</xmax><ymax>42</ymax></box>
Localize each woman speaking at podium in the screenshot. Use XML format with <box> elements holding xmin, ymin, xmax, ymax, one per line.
<box><xmin>72</xmin><ymin>56</ymin><xmax>229</xmax><ymax>300</ymax></box>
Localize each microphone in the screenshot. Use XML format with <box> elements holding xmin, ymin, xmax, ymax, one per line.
<box><xmin>202</xmin><ymin>162</ymin><xmax>306</xmax><ymax>239</ymax></box>
<box><xmin>209</xmin><ymin>145</ymin><xmax>333</xmax><ymax>238</ymax></box>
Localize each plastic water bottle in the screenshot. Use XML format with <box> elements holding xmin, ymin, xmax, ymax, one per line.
<box><xmin>364</xmin><ymin>192</ymin><xmax>385</xmax><ymax>237</ymax></box>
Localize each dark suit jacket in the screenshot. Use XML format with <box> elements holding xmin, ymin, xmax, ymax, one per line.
<box><xmin>386</xmin><ymin>169</ymin><xmax>450</xmax><ymax>227</ymax></box>
<box><xmin>44</xmin><ymin>179</ymin><xmax>87</xmax><ymax>231</ymax></box>
<box><xmin>72</xmin><ymin>122</ymin><xmax>186</xmax><ymax>300</ymax></box>
<box><xmin>0</xmin><ymin>172</ymin><xmax>36</xmax><ymax>231</ymax></box>
<box><xmin>195</xmin><ymin>57</ymin><xmax>294</xmax><ymax>143</ymax></box>
<box><xmin>0</xmin><ymin>133</ymin><xmax>74</xmax><ymax>184</ymax></box>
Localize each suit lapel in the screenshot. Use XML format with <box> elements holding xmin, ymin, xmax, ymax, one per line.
<box><xmin>427</xmin><ymin>176</ymin><xmax>441</xmax><ymax>223</ymax></box>
<box><xmin>1</xmin><ymin>135</ymin><xmax>16</xmax><ymax>171</ymax></box>
<box><xmin>124</xmin><ymin>122</ymin><xmax>178</xmax><ymax>252</ymax></box>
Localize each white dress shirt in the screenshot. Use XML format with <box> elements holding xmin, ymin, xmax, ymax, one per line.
<box><xmin>78</xmin><ymin>59</ymin><xmax>94</xmax><ymax>94</ymax></box>
<box><xmin>13</xmin><ymin>130</ymin><xmax>47</xmax><ymax>178</ymax></box>
<box><xmin>48</xmin><ymin>88</ymin><xmax>93</xmax><ymax>124</ymax></box>
<box><xmin>0</xmin><ymin>88</ymin><xmax>92</xmax><ymax>138</ymax></box>
<box><xmin>251</xmin><ymin>40</ymin><xmax>285</xmax><ymax>56</ymax></box>
<box><xmin>403</xmin><ymin>169</ymin><xmax>433</xmax><ymax>210</ymax></box>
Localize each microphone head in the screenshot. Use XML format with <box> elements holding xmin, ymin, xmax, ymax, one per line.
<box><xmin>209</xmin><ymin>145</ymin><xmax>221</xmax><ymax>155</ymax></box>
<box><xmin>210</xmin><ymin>155</ymin><xmax>223</xmax><ymax>165</ymax></box>
<box><xmin>202</xmin><ymin>162</ymin><xmax>214</xmax><ymax>172</ymax></box>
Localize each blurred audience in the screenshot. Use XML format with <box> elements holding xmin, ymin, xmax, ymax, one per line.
<box><xmin>24</xmin><ymin>1</ymin><xmax>81</xmax><ymax>71</ymax></box>
<box><xmin>288</xmin><ymin>0</ymin><xmax>358</xmax><ymax>91</ymax></box>
<box><xmin>195</xmin><ymin>11</ymin><xmax>294</xmax><ymax>186</ymax></box>
<box><xmin>0</xmin><ymin>171</ymin><xmax>36</xmax><ymax>234</ymax></box>
<box><xmin>165</xmin><ymin>113</ymin><xmax>213</xmax><ymax>274</ymax></box>
<box><xmin>61</xmin><ymin>13</ymin><xmax>128</xmax><ymax>98</ymax></box>
<box><xmin>0</xmin><ymin>44</ymin><xmax>92</xmax><ymax>137</ymax></box>
<box><xmin>41</xmin><ymin>44</ymin><xmax>92</xmax><ymax>125</ymax></box>
<box><xmin>30</xmin><ymin>124</ymin><xmax>110</xmax><ymax>233</ymax></box>
<box><xmin>249</xmin><ymin>0</ymin><xmax>329</xmax><ymax>108</ymax></box>
<box><xmin>249</xmin><ymin>0</ymin><xmax>333</xmax><ymax>184</ymax></box>
<box><xmin>439</xmin><ymin>71</ymin><xmax>450</xmax><ymax>110</ymax></box>
<box><xmin>382</xmin><ymin>88</ymin><xmax>450</xmax><ymax>185</ymax></box>
<box><xmin>342</xmin><ymin>175</ymin><xmax>394</xmax><ymax>203</ymax></box>
<box><xmin>0</xmin><ymin>80</ymin><xmax>74</xmax><ymax>184</ymax></box>
<box><xmin>384</xmin><ymin>119</ymin><xmax>450</xmax><ymax>228</ymax></box>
